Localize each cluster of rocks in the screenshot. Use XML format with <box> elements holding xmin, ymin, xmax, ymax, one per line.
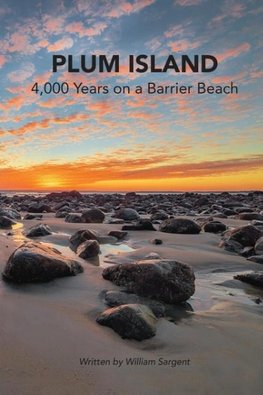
<box><xmin>0</xmin><ymin>190</ymin><xmax>262</xmax><ymax>227</ymax></box>
<box><xmin>96</xmin><ymin>259</ymin><xmax>195</xmax><ymax>340</ymax></box>
<box><xmin>220</xmin><ymin>225</ymin><xmax>263</xmax><ymax>263</ymax></box>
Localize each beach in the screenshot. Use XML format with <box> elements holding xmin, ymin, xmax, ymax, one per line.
<box><xmin>0</xmin><ymin>191</ymin><xmax>262</xmax><ymax>395</ymax></box>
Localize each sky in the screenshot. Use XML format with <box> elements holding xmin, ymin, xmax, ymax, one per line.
<box><xmin>0</xmin><ymin>0</ymin><xmax>262</xmax><ymax>191</ymax></box>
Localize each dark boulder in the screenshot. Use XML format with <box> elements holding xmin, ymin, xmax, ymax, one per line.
<box><xmin>108</xmin><ymin>230</ymin><xmax>128</xmax><ymax>240</ymax></box>
<box><xmin>69</xmin><ymin>229</ymin><xmax>99</xmax><ymax>251</ymax></box>
<box><xmin>24</xmin><ymin>213</ymin><xmax>43</xmax><ymax>220</ymax></box>
<box><xmin>122</xmin><ymin>219</ymin><xmax>156</xmax><ymax>231</ymax></box>
<box><xmin>227</xmin><ymin>225</ymin><xmax>262</xmax><ymax>247</ymax></box>
<box><xmin>160</xmin><ymin>218</ymin><xmax>201</xmax><ymax>234</ymax></box>
<box><xmin>26</xmin><ymin>224</ymin><xmax>52</xmax><ymax>237</ymax></box>
<box><xmin>203</xmin><ymin>221</ymin><xmax>227</xmax><ymax>233</ymax></box>
<box><xmin>28</xmin><ymin>203</ymin><xmax>52</xmax><ymax>213</ymax></box>
<box><xmin>102</xmin><ymin>259</ymin><xmax>195</xmax><ymax>304</ymax></box>
<box><xmin>2</xmin><ymin>242</ymin><xmax>83</xmax><ymax>283</ymax></box>
<box><xmin>234</xmin><ymin>272</ymin><xmax>263</xmax><ymax>288</ymax></box>
<box><xmin>77</xmin><ymin>240</ymin><xmax>100</xmax><ymax>259</ymax></box>
<box><xmin>0</xmin><ymin>216</ymin><xmax>16</xmax><ymax>228</ymax></box>
<box><xmin>65</xmin><ymin>214</ymin><xmax>83</xmax><ymax>223</ymax></box>
<box><xmin>238</xmin><ymin>213</ymin><xmax>263</xmax><ymax>221</ymax></box>
<box><xmin>0</xmin><ymin>208</ymin><xmax>21</xmax><ymax>220</ymax></box>
<box><xmin>150</xmin><ymin>211</ymin><xmax>169</xmax><ymax>221</ymax></box>
<box><xmin>81</xmin><ymin>208</ymin><xmax>105</xmax><ymax>223</ymax></box>
<box><xmin>96</xmin><ymin>304</ymin><xmax>157</xmax><ymax>340</ymax></box>
<box><xmin>104</xmin><ymin>290</ymin><xmax>165</xmax><ymax>317</ymax></box>
<box><xmin>115</xmin><ymin>208</ymin><xmax>140</xmax><ymax>221</ymax></box>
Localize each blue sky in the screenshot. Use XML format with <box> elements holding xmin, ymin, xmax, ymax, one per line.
<box><xmin>0</xmin><ymin>0</ymin><xmax>262</xmax><ymax>190</ymax></box>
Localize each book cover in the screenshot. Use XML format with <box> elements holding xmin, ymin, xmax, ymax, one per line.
<box><xmin>0</xmin><ymin>1</ymin><xmax>262</xmax><ymax>394</ymax></box>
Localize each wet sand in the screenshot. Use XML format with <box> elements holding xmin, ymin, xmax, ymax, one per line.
<box><xmin>0</xmin><ymin>213</ymin><xmax>262</xmax><ymax>395</ymax></box>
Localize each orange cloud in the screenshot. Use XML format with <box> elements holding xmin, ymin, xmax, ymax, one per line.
<box><xmin>5</xmin><ymin>113</ymin><xmax>89</xmax><ymax>136</ymax></box>
<box><xmin>168</xmin><ymin>39</ymin><xmax>202</xmax><ymax>52</ymax></box>
<box><xmin>217</xmin><ymin>43</ymin><xmax>250</xmax><ymax>62</ymax></box>
<box><xmin>0</xmin><ymin>55</ymin><xmax>6</xmax><ymax>67</ymax></box>
<box><xmin>0</xmin><ymin>153</ymin><xmax>262</xmax><ymax>191</ymax></box>
<box><xmin>105</xmin><ymin>0</ymin><xmax>155</xmax><ymax>18</ymax></box>
<box><xmin>47</xmin><ymin>37</ymin><xmax>73</xmax><ymax>52</ymax></box>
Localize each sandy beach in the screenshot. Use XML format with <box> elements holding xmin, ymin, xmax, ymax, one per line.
<box><xmin>0</xmin><ymin>192</ymin><xmax>262</xmax><ymax>395</ymax></box>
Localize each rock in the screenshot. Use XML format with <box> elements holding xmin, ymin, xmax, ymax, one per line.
<box><xmin>77</xmin><ymin>240</ymin><xmax>100</xmax><ymax>259</ymax></box>
<box><xmin>104</xmin><ymin>291</ymin><xmax>165</xmax><ymax>317</ymax></box>
<box><xmin>0</xmin><ymin>208</ymin><xmax>21</xmax><ymax>220</ymax></box>
<box><xmin>55</xmin><ymin>211</ymin><xmax>68</xmax><ymax>218</ymax></box>
<box><xmin>240</xmin><ymin>246</ymin><xmax>255</xmax><ymax>258</ymax></box>
<box><xmin>96</xmin><ymin>304</ymin><xmax>157</xmax><ymax>340</ymax></box>
<box><xmin>23</xmin><ymin>213</ymin><xmax>43</xmax><ymax>220</ymax></box>
<box><xmin>150</xmin><ymin>211</ymin><xmax>169</xmax><ymax>221</ymax></box>
<box><xmin>234</xmin><ymin>272</ymin><xmax>263</xmax><ymax>288</ymax></box>
<box><xmin>69</xmin><ymin>229</ymin><xmax>99</xmax><ymax>251</ymax></box>
<box><xmin>26</xmin><ymin>224</ymin><xmax>52</xmax><ymax>237</ymax></box>
<box><xmin>159</xmin><ymin>218</ymin><xmax>201</xmax><ymax>234</ymax></box>
<box><xmin>125</xmin><ymin>192</ymin><xmax>137</xmax><ymax>199</ymax></box>
<box><xmin>65</xmin><ymin>214</ymin><xmax>83</xmax><ymax>223</ymax></box>
<box><xmin>122</xmin><ymin>219</ymin><xmax>156</xmax><ymax>231</ymax></box>
<box><xmin>28</xmin><ymin>203</ymin><xmax>52</xmax><ymax>213</ymax></box>
<box><xmin>108</xmin><ymin>230</ymin><xmax>128</xmax><ymax>240</ymax></box>
<box><xmin>219</xmin><ymin>239</ymin><xmax>243</xmax><ymax>253</ymax></box>
<box><xmin>2</xmin><ymin>242</ymin><xmax>83</xmax><ymax>283</ymax></box>
<box><xmin>46</xmin><ymin>190</ymin><xmax>82</xmax><ymax>200</ymax></box>
<box><xmin>151</xmin><ymin>238</ymin><xmax>163</xmax><ymax>245</ymax></box>
<box><xmin>238</xmin><ymin>213</ymin><xmax>263</xmax><ymax>221</ymax></box>
<box><xmin>102</xmin><ymin>259</ymin><xmax>195</xmax><ymax>304</ymax></box>
<box><xmin>81</xmin><ymin>208</ymin><xmax>105</xmax><ymax>223</ymax></box>
<box><xmin>203</xmin><ymin>221</ymin><xmax>227</xmax><ymax>233</ymax></box>
<box><xmin>251</xmin><ymin>220</ymin><xmax>263</xmax><ymax>229</ymax></box>
<box><xmin>0</xmin><ymin>216</ymin><xmax>16</xmax><ymax>228</ymax></box>
<box><xmin>115</xmin><ymin>208</ymin><xmax>140</xmax><ymax>221</ymax></box>
<box><xmin>247</xmin><ymin>255</ymin><xmax>263</xmax><ymax>264</ymax></box>
<box><xmin>255</xmin><ymin>237</ymin><xmax>263</xmax><ymax>255</ymax></box>
<box><xmin>227</xmin><ymin>225</ymin><xmax>262</xmax><ymax>247</ymax></box>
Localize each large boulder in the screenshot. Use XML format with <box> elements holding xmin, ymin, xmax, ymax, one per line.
<box><xmin>81</xmin><ymin>208</ymin><xmax>105</xmax><ymax>223</ymax></box>
<box><xmin>65</xmin><ymin>214</ymin><xmax>83</xmax><ymax>223</ymax></box>
<box><xmin>102</xmin><ymin>259</ymin><xmax>195</xmax><ymax>304</ymax></box>
<box><xmin>0</xmin><ymin>215</ymin><xmax>16</xmax><ymax>228</ymax></box>
<box><xmin>28</xmin><ymin>203</ymin><xmax>52</xmax><ymax>213</ymax></box>
<box><xmin>234</xmin><ymin>272</ymin><xmax>263</xmax><ymax>288</ymax></box>
<box><xmin>108</xmin><ymin>230</ymin><xmax>128</xmax><ymax>240</ymax></box>
<box><xmin>24</xmin><ymin>213</ymin><xmax>43</xmax><ymax>220</ymax></box>
<box><xmin>203</xmin><ymin>221</ymin><xmax>227</xmax><ymax>233</ymax></box>
<box><xmin>159</xmin><ymin>218</ymin><xmax>201</xmax><ymax>234</ymax></box>
<box><xmin>150</xmin><ymin>211</ymin><xmax>169</xmax><ymax>221</ymax></box>
<box><xmin>77</xmin><ymin>240</ymin><xmax>100</xmax><ymax>259</ymax></box>
<box><xmin>115</xmin><ymin>208</ymin><xmax>140</xmax><ymax>221</ymax></box>
<box><xmin>69</xmin><ymin>229</ymin><xmax>99</xmax><ymax>251</ymax></box>
<box><xmin>122</xmin><ymin>219</ymin><xmax>156</xmax><ymax>231</ymax></box>
<box><xmin>96</xmin><ymin>304</ymin><xmax>157</xmax><ymax>340</ymax></box>
<box><xmin>0</xmin><ymin>208</ymin><xmax>21</xmax><ymax>220</ymax></box>
<box><xmin>226</xmin><ymin>225</ymin><xmax>262</xmax><ymax>247</ymax></box>
<box><xmin>238</xmin><ymin>213</ymin><xmax>263</xmax><ymax>221</ymax></box>
<box><xmin>26</xmin><ymin>224</ymin><xmax>52</xmax><ymax>237</ymax></box>
<box><xmin>104</xmin><ymin>290</ymin><xmax>165</xmax><ymax>317</ymax></box>
<box><xmin>2</xmin><ymin>242</ymin><xmax>83</xmax><ymax>283</ymax></box>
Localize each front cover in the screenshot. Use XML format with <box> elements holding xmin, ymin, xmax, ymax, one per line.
<box><xmin>0</xmin><ymin>1</ymin><xmax>262</xmax><ymax>394</ymax></box>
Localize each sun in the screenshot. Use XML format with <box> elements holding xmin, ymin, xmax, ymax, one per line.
<box><xmin>37</xmin><ymin>175</ymin><xmax>63</xmax><ymax>190</ymax></box>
